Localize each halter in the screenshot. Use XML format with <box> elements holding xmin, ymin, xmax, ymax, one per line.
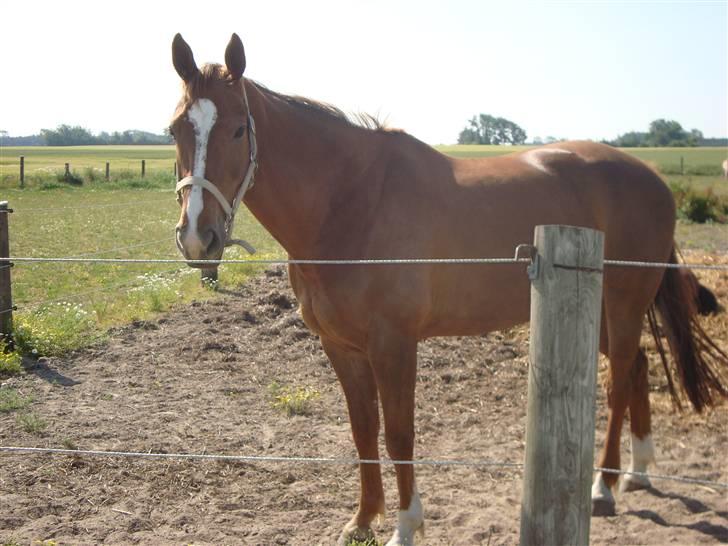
<box><xmin>175</xmin><ymin>82</ymin><xmax>258</xmax><ymax>254</ymax></box>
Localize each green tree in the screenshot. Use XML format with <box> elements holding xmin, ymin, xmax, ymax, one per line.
<box><xmin>458</xmin><ymin>114</ymin><xmax>527</xmax><ymax>145</ymax></box>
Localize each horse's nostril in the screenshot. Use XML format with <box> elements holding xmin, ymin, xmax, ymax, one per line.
<box><xmin>206</xmin><ymin>229</ymin><xmax>222</xmax><ymax>256</ymax></box>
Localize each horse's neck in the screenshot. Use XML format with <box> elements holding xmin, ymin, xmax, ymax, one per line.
<box><xmin>243</xmin><ymin>83</ymin><xmax>384</xmax><ymax>258</ymax></box>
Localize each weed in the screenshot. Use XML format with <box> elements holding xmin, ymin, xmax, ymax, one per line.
<box><xmin>0</xmin><ymin>343</ymin><xmax>23</xmax><ymax>376</ymax></box>
<box><xmin>14</xmin><ymin>302</ymin><xmax>96</xmax><ymax>357</ymax></box>
<box><xmin>16</xmin><ymin>411</ymin><xmax>47</xmax><ymax>434</ymax></box>
<box><xmin>62</xmin><ymin>437</ymin><xmax>78</xmax><ymax>450</ymax></box>
<box><xmin>269</xmin><ymin>381</ymin><xmax>321</xmax><ymax>416</ymax></box>
<box><xmin>0</xmin><ymin>387</ymin><xmax>32</xmax><ymax>413</ymax></box>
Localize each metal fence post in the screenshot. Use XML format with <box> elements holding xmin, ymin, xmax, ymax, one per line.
<box><xmin>520</xmin><ymin>224</ymin><xmax>604</xmax><ymax>546</ymax></box>
<box><xmin>0</xmin><ymin>201</ymin><xmax>14</xmax><ymax>349</ymax></box>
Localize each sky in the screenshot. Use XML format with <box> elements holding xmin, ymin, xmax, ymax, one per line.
<box><xmin>1</xmin><ymin>0</ymin><xmax>726</xmax><ymax>145</ymax></box>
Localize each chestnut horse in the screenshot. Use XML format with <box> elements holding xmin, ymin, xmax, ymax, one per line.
<box><xmin>170</xmin><ymin>34</ymin><xmax>728</xmax><ymax>545</ymax></box>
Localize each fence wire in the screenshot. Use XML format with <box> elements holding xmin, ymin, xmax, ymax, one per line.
<box><xmin>0</xmin><ymin>446</ymin><xmax>725</xmax><ymax>489</ymax></box>
<box><xmin>12</xmin><ymin>198</ymin><xmax>173</xmax><ymax>214</ymax></box>
<box><xmin>4</xmin><ymin>255</ymin><xmax>728</xmax><ymax>270</ymax></box>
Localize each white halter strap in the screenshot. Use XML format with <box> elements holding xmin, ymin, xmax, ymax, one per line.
<box><xmin>175</xmin><ymin>82</ymin><xmax>258</xmax><ymax>254</ymax></box>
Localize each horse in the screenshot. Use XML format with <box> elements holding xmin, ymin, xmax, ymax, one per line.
<box><xmin>169</xmin><ymin>33</ymin><xmax>728</xmax><ymax>545</ymax></box>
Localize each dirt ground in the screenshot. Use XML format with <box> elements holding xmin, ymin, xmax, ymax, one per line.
<box><xmin>1</xmin><ymin>253</ymin><xmax>727</xmax><ymax>546</ymax></box>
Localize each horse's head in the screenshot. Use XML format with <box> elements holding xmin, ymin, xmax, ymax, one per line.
<box><xmin>170</xmin><ymin>33</ymin><xmax>256</xmax><ymax>265</ymax></box>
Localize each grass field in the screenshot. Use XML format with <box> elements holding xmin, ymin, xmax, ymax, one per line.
<box><xmin>0</xmin><ymin>143</ymin><xmax>726</xmax><ymax>360</ymax></box>
<box><xmin>1</xmin><ymin>175</ymin><xmax>283</xmax><ymax>356</ymax></box>
<box><xmin>2</xmin><ymin>144</ymin><xmax>727</xmax><ymax>183</ymax></box>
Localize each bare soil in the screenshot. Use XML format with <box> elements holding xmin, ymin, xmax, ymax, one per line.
<box><xmin>1</xmin><ymin>255</ymin><xmax>727</xmax><ymax>546</ymax></box>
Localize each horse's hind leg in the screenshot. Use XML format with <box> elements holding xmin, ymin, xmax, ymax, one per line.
<box><xmin>321</xmin><ymin>337</ymin><xmax>386</xmax><ymax>545</ymax></box>
<box><xmin>622</xmin><ymin>349</ymin><xmax>656</xmax><ymax>492</ymax></box>
<box><xmin>592</xmin><ymin>312</ymin><xmax>644</xmax><ymax>516</ymax></box>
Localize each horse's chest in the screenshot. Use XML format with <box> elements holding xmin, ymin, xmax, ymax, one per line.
<box><xmin>288</xmin><ymin>267</ymin><xmax>365</xmax><ymax>348</ymax></box>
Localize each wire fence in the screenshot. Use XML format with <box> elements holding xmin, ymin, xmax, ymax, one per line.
<box><xmin>1</xmin><ymin>236</ymin><xmax>727</xmax><ymax>494</ymax></box>
<box><xmin>4</xmin><ymin>255</ymin><xmax>728</xmax><ymax>270</ymax></box>
<box><xmin>0</xmin><ymin>446</ymin><xmax>725</xmax><ymax>489</ymax></box>
<box><xmin>9</xmin><ymin>198</ymin><xmax>174</xmax><ymax>214</ymax></box>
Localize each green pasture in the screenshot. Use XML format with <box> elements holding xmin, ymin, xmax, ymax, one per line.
<box><xmin>0</xmin><ymin>145</ymin><xmax>176</xmax><ymax>184</ymax></box>
<box><xmin>1</xmin><ymin>177</ymin><xmax>283</xmax><ymax>357</ymax></box>
<box><xmin>2</xmin><ymin>144</ymin><xmax>726</xmax><ymax>182</ymax></box>
<box><xmin>0</xmin><ymin>143</ymin><xmax>726</xmax><ymax>361</ymax></box>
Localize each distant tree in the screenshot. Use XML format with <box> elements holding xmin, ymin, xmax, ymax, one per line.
<box><xmin>647</xmin><ymin>119</ymin><xmax>687</xmax><ymax>146</ymax></box>
<box><xmin>41</xmin><ymin>125</ymin><xmax>99</xmax><ymax>146</ymax></box>
<box><xmin>458</xmin><ymin>114</ymin><xmax>527</xmax><ymax>145</ymax></box>
<box><xmin>611</xmin><ymin>119</ymin><xmax>703</xmax><ymax>147</ymax></box>
<box><xmin>34</xmin><ymin>125</ymin><xmax>172</xmax><ymax>146</ymax></box>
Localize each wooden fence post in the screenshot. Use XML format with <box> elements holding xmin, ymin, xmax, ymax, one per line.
<box><xmin>64</xmin><ymin>163</ymin><xmax>70</xmax><ymax>179</ymax></box>
<box><xmin>105</xmin><ymin>162</ymin><xmax>110</xmax><ymax>181</ymax></box>
<box><xmin>680</xmin><ymin>156</ymin><xmax>684</xmax><ymax>175</ymax></box>
<box><xmin>519</xmin><ymin>224</ymin><xmax>604</xmax><ymax>546</ymax></box>
<box><xmin>0</xmin><ymin>201</ymin><xmax>14</xmax><ymax>349</ymax></box>
<box><xmin>141</xmin><ymin>159</ymin><xmax>146</xmax><ymax>178</ymax></box>
<box><xmin>19</xmin><ymin>156</ymin><xmax>24</xmax><ymax>188</ymax></box>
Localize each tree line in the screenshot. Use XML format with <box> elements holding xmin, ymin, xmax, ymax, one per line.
<box><xmin>458</xmin><ymin>114</ymin><xmax>528</xmax><ymax>145</ymax></box>
<box><xmin>606</xmin><ymin>119</ymin><xmax>705</xmax><ymax>147</ymax></box>
<box><xmin>457</xmin><ymin>114</ymin><xmax>722</xmax><ymax>148</ymax></box>
<box><xmin>0</xmin><ymin>125</ymin><xmax>172</xmax><ymax>146</ymax></box>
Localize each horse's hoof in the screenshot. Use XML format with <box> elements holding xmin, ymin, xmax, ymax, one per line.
<box><xmin>337</xmin><ymin>522</ymin><xmax>376</xmax><ymax>546</ymax></box>
<box><xmin>592</xmin><ymin>498</ymin><xmax>616</xmax><ymax>517</ymax></box>
<box><xmin>621</xmin><ymin>473</ymin><xmax>651</xmax><ymax>492</ymax></box>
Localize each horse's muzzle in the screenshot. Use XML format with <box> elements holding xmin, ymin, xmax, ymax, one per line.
<box><xmin>175</xmin><ymin>224</ymin><xmax>224</xmax><ymax>267</ymax></box>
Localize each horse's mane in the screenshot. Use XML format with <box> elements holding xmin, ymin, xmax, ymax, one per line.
<box><xmin>252</xmin><ymin>82</ymin><xmax>388</xmax><ymax>132</ymax></box>
<box><xmin>188</xmin><ymin>63</ymin><xmax>399</xmax><ymax>134</ymax></box>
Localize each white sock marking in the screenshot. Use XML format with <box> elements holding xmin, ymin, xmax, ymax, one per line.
<box><xmin>386</xmin><ymin>486</ymin><xmax>424</xmax><ymax>546</ymax></box>
<box><xmin>184</xmin><ymin>98</ymin><xmax>217</xmax><ymax>250</ymax></box>
<box><xmin>591</xmin><ymin>473</ymin><xmax>614</xmax><ymax>504</ymax></box>
<box><xmin>629</xmin><ymin>434</ymin><xmax>655</xmax><ymax>473</ymax></box>
<box><xmin>522</xmin><ymin>148</ymin><xmax>573</xmax><ymax>173</ymax></box>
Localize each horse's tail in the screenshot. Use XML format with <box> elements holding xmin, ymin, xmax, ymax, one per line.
<box><xmin>647</xmin><ymin>248</ymin><xmax>728</xmax><ymax>412</ymax></box>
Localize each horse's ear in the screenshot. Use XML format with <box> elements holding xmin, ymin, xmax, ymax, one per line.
<box><xmin>225</xmin><ymin>33</ymin><xmax>246</xmax><ymax>80</ymax></box>
<box><xmin>172</xmin><ymin>33</ymin><xmax>198</xmax><ymax>82</ymax></box>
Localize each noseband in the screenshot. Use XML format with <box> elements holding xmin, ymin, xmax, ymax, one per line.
<box><xmin>175</xmin><ymin>83</ymin><xmax>258</xmax><ymax>254</ymax></box>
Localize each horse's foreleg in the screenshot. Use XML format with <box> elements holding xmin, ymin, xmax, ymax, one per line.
<box><xmin>368</xmin><ymin>328</ymin><xmax>423</xmax><ymax>546</ymax></box>
<box><xmin>622</xmin><ymin>349</ymin><xmax>655</xmax><ymax>492</ymax></box>
<box><xmin>321</xmin><ymin>337</ymin><xmax>385</xmax><ymax>545</ymax></box>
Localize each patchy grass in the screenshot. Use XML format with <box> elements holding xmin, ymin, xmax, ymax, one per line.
<box><xmin>0</xmin><ymin>387</ymin><xmax>32</xmax><ymax>413</ymax></box>
<box><xmin>269</xmin><ymin>381</ymin><xmax>321</xmax><ymax>416</ymax></box>
<box><xmin>16</xmin><ymin>411</ymin><xmax>47</xmax><ymax>434</ymax></box>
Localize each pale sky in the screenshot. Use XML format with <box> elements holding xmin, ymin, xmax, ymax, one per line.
<box><xmin>1</xmin><ymin>0</ymin><xmax>726</xmax><ymax>144</ymax></box>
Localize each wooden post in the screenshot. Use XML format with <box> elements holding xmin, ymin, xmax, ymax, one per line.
<box><xmin>19</xmin><ymin>157</ymin><xmax>24</xmax><ymax>188</ymax></box>
<box><xmin>519</xmin><ymin>225</ymin><xmax>604</xmax><ymax>546</ymax></box>
<box><xmin>680</xmin><ymin>156</ymin><xmax>684</xmax><ymax>175</ymax></box>
<box><xmin>0</xmin><ymin>201</ymin><xmax>14</xmax><ymax>349</ymax></box>
<box><xmin>64</xmin><ymin>163</ymin><xmax>70</xmax><ymax>179</ymax></box>
<box><xmin>141</xmin><ymin>159</ymin><xmax>146</xmax><ymax>178</ymax></box>
<box><xmin>105</xmin><ymin>162</ymin><xmax>110</xmax><ymax>181</ymax></box>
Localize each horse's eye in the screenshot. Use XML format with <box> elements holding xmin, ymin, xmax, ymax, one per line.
<box><xmin>234</xmin><ymin>125</ymin><xmax>246</xmax><ymax>139</ymax></box>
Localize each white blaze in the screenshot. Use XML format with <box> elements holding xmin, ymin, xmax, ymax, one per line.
<box><xmin>186</xmin><ymin>98</ymin><xmax>218</xmax><ymax>238</ymax></box>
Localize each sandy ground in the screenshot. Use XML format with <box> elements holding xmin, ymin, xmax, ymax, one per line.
<box><xmin>1</xmin><ymin>257</ymin><xmax>727</xmax><ymax>546</ymax></box>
